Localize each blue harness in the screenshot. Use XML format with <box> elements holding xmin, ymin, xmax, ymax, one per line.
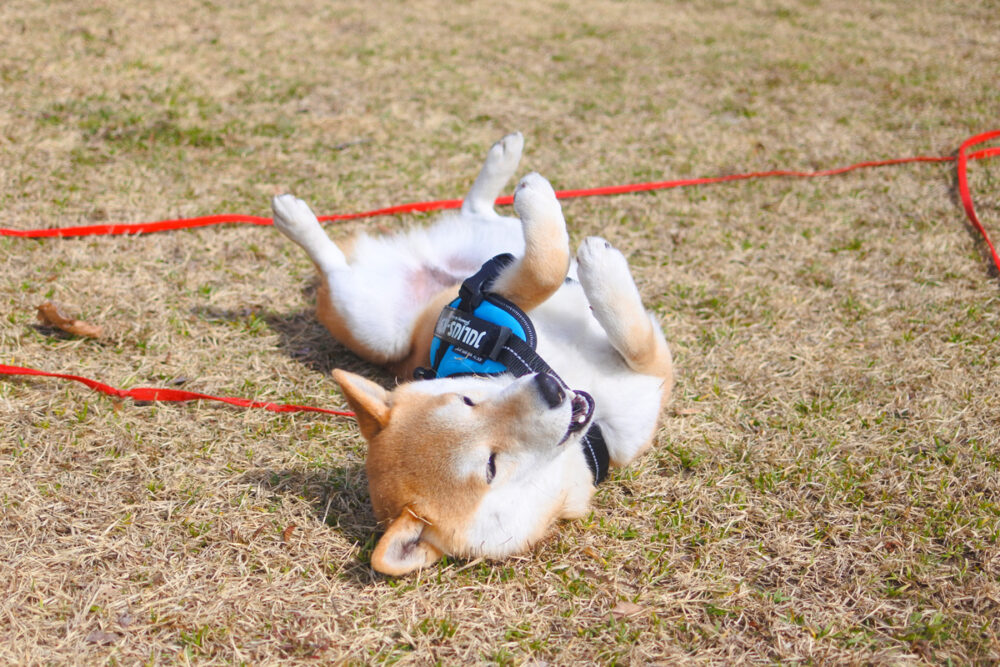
<box><xmin>415</xmin><ymin>254</ymin><xmax>609</xmax><ymax>485</ymax></box>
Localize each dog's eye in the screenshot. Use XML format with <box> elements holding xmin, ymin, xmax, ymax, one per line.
<box><xmin>486</xmin><ymin>453</ymin><xmax>496</xmax><ymax>483</ymax></box>
<box><xmin>462</xmin><ymin>396</ymin><xmax>475</xmax><ymax>407</ymax></box>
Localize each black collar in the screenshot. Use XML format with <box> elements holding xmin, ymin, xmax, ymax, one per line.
<box><xmin>581</xmin><ymin>424</ymin><xmax>610</xmax><ymax>485</ymax></box>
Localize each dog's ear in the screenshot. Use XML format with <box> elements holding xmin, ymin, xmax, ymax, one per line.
<box><xmin>371</xmin><ymin>510</ymin><xmax>443</xmax><ymax>576</ymax></box>
<box><xmin>332</xmin><ymin>369</ymin><xmax>390</xmax><ymax>441</ymax></box>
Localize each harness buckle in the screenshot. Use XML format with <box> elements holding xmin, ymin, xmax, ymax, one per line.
<box><xmin>457</xmin><ymin>253</ymin><xmax>515</xmax><ymax>310</ymax></box>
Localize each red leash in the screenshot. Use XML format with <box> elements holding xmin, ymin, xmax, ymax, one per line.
<box><xmin>956</xmin><ymin>130</ymin><xmax>1000</xmax><ymax>271</ymax></box>
<box><xmin>2</xmin><ymin>131</ymin><xmax>998</xmax><ymax>417</ymax></box>
<box><xmin>3</xmin><ymin>132</ymin><xmax>997</xmax><ymax>267</ymax></box>
<box><xmin>0</xmin><ymin>364</ymin><xmax>354</xmax><ymax>417</ymax></box>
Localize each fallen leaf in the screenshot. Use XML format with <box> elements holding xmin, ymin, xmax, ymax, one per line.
<box><xmin>36</xmin><ymin>302</ymin><xmax>103</xmax><ymax>338</ymax></box>
<box><xmin>85</xmin><ymin>630</ymin><xmax>120</xmax><ymax>645</ymax></box>
<box><xmin>611</xmin><ymin>600</ymin><xmax>644</xmax><ymax>620</ymax></box>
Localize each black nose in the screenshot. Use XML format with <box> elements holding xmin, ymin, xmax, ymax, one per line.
<box><xmin>534</xmin><ymin>373</ymin><xmax>565</xmax><ymax>409</ymax></box>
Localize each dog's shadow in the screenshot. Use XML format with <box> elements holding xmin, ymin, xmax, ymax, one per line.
<box><xmin>238</xmin><ymin>464</ymin><xmax>384</xmax><ymax>586</ymax></box>
<box><xmin>191</xmin><ymin>282</ymin><xmax>393</xmax><ymax>381</ymax></box>
<box><xmin>193</xmin><ymin>287</ymin><xmax>396</xmax><ymax>583</ymax></box>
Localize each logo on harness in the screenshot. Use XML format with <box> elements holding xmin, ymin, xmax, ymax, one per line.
<box><xmin>440</xmin><ymin>314</ymin><xmax>487</xmax><ymax>350</ymax></box>
<box><xmin>433</xmin><ymin>306</ymin><xmax>512</xmax><ymax>365</ymax></box>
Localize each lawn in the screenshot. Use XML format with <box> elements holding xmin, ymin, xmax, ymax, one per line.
<box><xmin>1</xmin><ymin>0</ymin><xmax>998</xmax><ymax>663</ymax></box>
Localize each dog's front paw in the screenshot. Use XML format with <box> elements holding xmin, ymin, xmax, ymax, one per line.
<box><xmin>577</xmin><ymin>236</ymin><xmax>623</xmax><ymax>269</ymax></box>
<box><xmin>513</xmin><ymin>172</ymin><xmax>560</xmax><ymax>221</ymax></box>
<box><xmin>576</xmin><ymin>236</ymin><xmax>635</xmax><ymax>301</ymax></box>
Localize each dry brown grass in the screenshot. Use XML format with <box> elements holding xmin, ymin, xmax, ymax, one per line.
<box><xmin>2</xmin><ymin>0</ymin><xmax>999</xmax><ymax>663</ymax></box>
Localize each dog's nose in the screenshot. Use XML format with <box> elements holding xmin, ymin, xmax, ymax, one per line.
<box><xmin>534</xmin><ymin>373</ymin><xmax>565</xmax><ymax>409</ymax></box>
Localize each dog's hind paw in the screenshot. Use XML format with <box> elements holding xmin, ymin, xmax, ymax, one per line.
<box><xmin>272</xmin><ymin>194</ymin><xmax>320</xmax><ymax>236</ymax></box>
<box><xmin>271</xmin><ymin>194</ymin><xmax>347</xmax><ymax>270</ymax></box>
<box><xmin>487</xmin><ymin>132</ymin><xmax>524</xmax><ymax>173</ymax></box>
<box><xmin>463</xmin><ymin>132</ymin><xmax>525</xmax><ymax>216</ymax></box>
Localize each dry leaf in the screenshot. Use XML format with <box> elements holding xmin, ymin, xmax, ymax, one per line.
<box><xmin>611</xmin><ymin>600</ymin><xmax>644</xmax><ymax>620</ymax></box>
<box><xmin>36</xmin><ymin>302</ymin><xmax>103</xmax><ymax>338</ymax></box>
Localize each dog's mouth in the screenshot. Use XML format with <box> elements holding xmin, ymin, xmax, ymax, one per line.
<box><xmin>561</xmin><ymin>390</ymin><xmax>595</xmax><ymax>443</ymax></box>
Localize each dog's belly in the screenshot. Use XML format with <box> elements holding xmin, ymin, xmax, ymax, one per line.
<box><xmin>353</xmin><ymin>213</ymin><xmax>525</xmax><ymax>306</ymax></box>
<box><xmin>408</xmin><ymin>263</ymin><xmax>470</xmax><ymax>303</ymax></box>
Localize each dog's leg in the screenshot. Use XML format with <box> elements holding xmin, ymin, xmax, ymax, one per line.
<box><xmin>490</xmin><ymin>173</ymin><xmax>570</xmax><ymax>312</ymax></box>
<box><xmin>461</xmin><ymin>132</ymin><xmax>524</xmax><ymax>217</ymax></box>
<box><xmin>576</xmin><ymin>237</ymin><xmax>673</xmax><ymax>381</ymax></box>
<box><xmin>271</xmin><ymin>194</ymin><xmax>347</xmax><ymax>274</ymax></box>
<box><xmin>272</xmin><ymin>194</ymin><xmax>406</xmax><ymax>363</ymax></box>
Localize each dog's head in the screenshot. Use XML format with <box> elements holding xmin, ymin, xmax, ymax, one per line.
<box><xmin>333</xmin><ymin>369</ymin><xmax>596</xmax><ymax>576</ymax></box>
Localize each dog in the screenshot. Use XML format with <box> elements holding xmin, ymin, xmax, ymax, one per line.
<box><xmin>271</xmin><ymin>133</ymin><xmax>673</xmax><ymax>575</ymax></box>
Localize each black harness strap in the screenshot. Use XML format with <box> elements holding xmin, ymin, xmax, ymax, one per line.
<box><xmin>495</xmin><ymin>335</ymin><xmax>558</xmax><ymax>379</ymax></box>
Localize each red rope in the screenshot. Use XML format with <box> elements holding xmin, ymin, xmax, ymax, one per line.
<box><xmin>1</xmin><ymin>132</ymin><xmax>998</xmax><ymax>417</ymax></box>
<box><xmin>0</xmin><ymin>364</ymin><xmax>354</xmax><ymax>417</ymax></box>
<box><xmin>956</xmin><ymin>130</ymin><xmax>1000</xmax><ymax>273</ymax></box>
<box><xmin>2</xmin><ymin>137</ymin><xmax>997</xmax><ymax>263</ymax></box>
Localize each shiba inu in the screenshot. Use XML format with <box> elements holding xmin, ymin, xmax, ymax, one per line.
<box><xmin>272</xmin><ymin>133</ymin><xmax>673</xmax><ymax>575</ymax></box>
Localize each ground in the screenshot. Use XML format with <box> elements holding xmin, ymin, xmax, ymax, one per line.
<box><xmin>1</xmin><ymin>0</ymin><xmax>998</xmax><ymax>663</ymax></box>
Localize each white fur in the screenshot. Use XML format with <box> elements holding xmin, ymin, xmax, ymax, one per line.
<box><xmin>465</xmin><ymin>443</ymin><xmax>593</xmax><ymax>557</ymax></box>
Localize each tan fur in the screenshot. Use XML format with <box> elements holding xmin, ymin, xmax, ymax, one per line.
<box><xmin>387</xmin><ymin>287</ymin><xmax>459</xmax><ymax>379</ymax></box>
<box><xmin>335</xmin><ymin>374</ymin><xmax>491</xmax><ymax>555</ymax></box>
<box><xmin>335</xmin><ymin>366</ymin><xmax>605</xmax><ymax>567</ymax></box>
<box><xmin>370</xmin><ymin>510</ymin><xmax>444</xmax><ymax>577</ymax></box>
<box><xmin>310</xmin><ymin>233</ymin><xmax>398</xmax><ymax>365</ymax></box>
<box><xmin>331</xmin><ymin>369</ymin><xmax>390</xmax><ymax>442</ymax></box>
<box><xmin>491</xmin><ymin>238</ymin><xmax>570</xmax><ymax>312</ymax></box>
<box><xmin>365</xmin><ymin>390</ymin><xmax>486</xmax><ymax>532</ymax></box>
<box><xmin>491</xmin><ymin>186</ymin><xmax>571</xmax><ymax>311</ymax></box>
<box><xmin>621</xmin><ymin>316</ymin><xmax>674</xmax><ymax>380</ymax></box>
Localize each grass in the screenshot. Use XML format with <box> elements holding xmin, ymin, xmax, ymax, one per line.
<box><xmin>2</xmin><ymin>0</ymin><xmax>999</xmax><ymax>663</ymax></box>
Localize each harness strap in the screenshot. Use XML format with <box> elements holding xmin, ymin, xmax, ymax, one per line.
<box><xmin>495</xmin><ymin>335</ymin><xmax>559</xmax><ymax>379</ymax></box>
